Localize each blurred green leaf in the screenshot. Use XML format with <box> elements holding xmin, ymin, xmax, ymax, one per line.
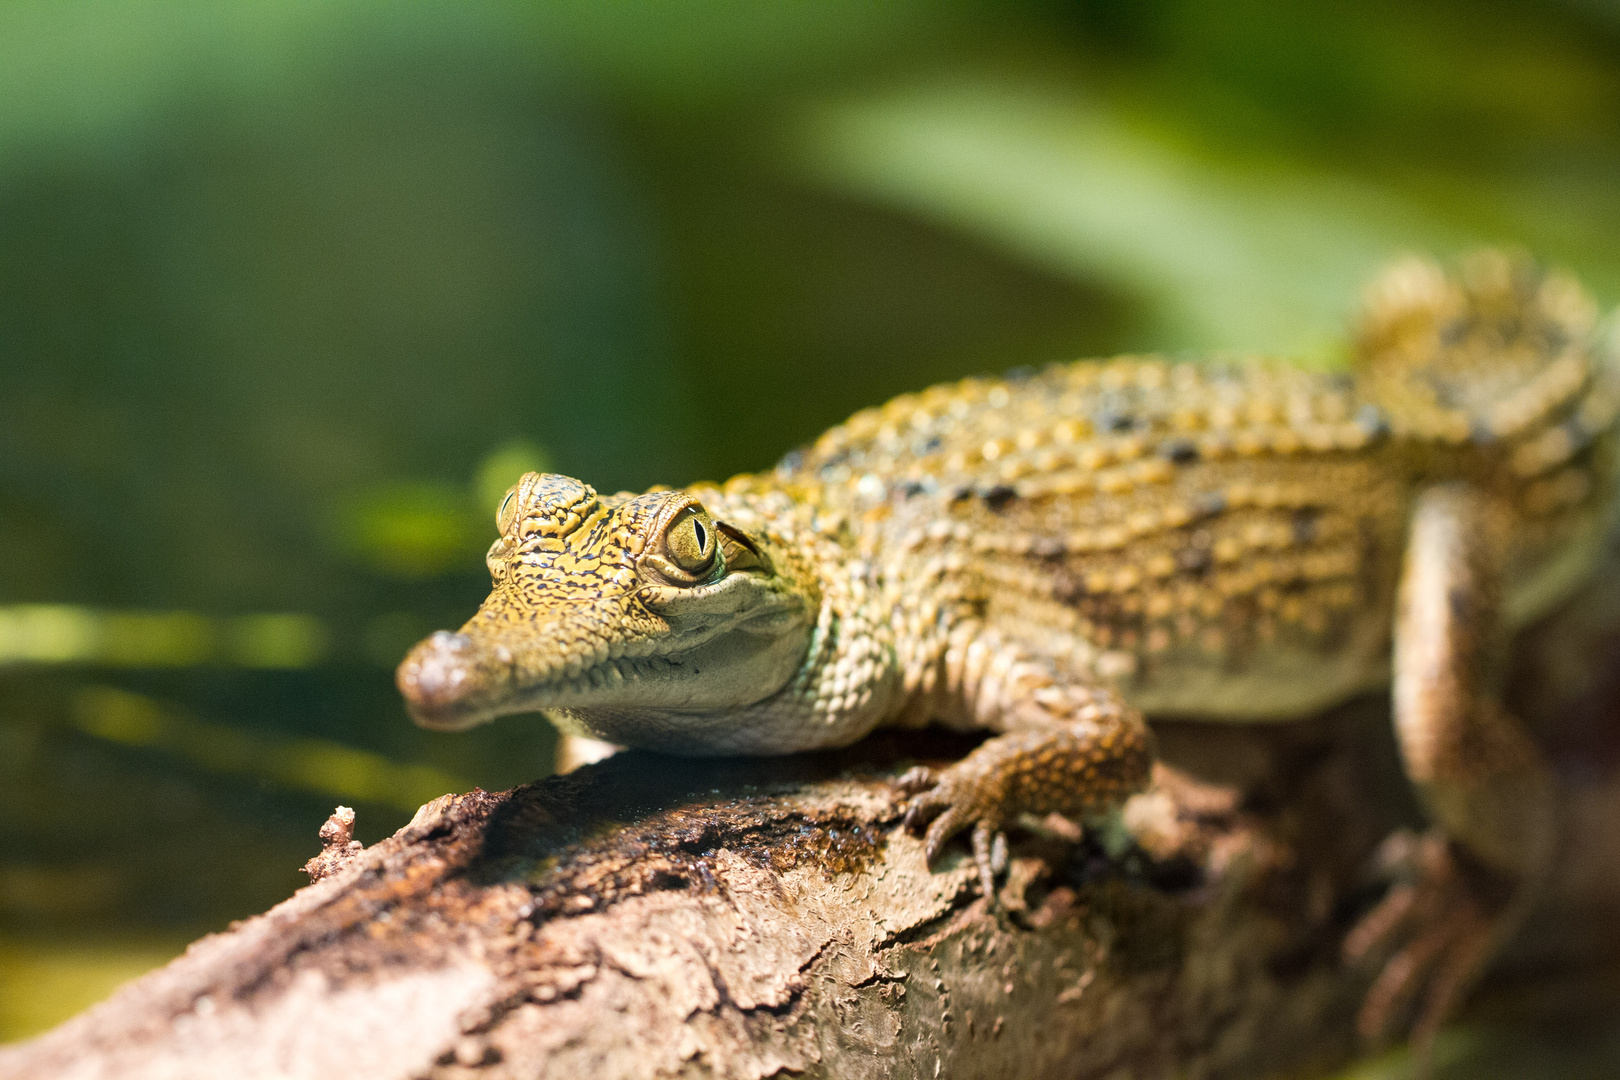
<box><xmin>0</xmin><ymin>933</ymin><xmax>194</xmax><ymax>1044</ymax></box>
<box><xmin>338</xmin><ymin>481</ymin><xmax>484</xmax><ymax>579</ymax></box>
<box><xmin>799</xmin><ymin>77</ymin><xmax>1471</xmax><ymax>360</ymax></box>
<box><xmin>0</xmin><ymin>0</ymin><xmax>964</xmax><ymax>164</ymax></box>
<box><xmin>70</xmin><ymin>685</ymin><xmax>471</xmax><ymax>814</ymax></box>
<box><xmin>226</xmin><ymin>614</ymin><xmax>329</xmax><ymax>669</ymax></box>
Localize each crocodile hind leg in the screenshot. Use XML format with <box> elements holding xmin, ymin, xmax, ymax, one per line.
<box><xmin>1350</xmin><ymin>483</ymin><xmax>1558</xmax><ymax>1054</ymax></box>
<box><xmin>897</xmin><ymin>630</ymin><xmax>1155</xmax><ymax>897</ymax></box>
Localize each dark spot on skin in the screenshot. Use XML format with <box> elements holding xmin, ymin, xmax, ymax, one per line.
<box><xmin>1291</xmin><ymin>507</ymin><xmax>1320</xmax><ymax>545</ymax></box>
<box><xmin>979</xmin><ymin>484</ymin><xmax>1018</xmax><ymax>511</ymax></box>
<box><xmin>1177</xmin><ymin>547</ymin><xmax>1212</xmax><ymax>575</ymax></box>
<box><xmin>1178</xmin><ymin>529</ymin><xmax>1214</xmax><ymax>574</ymax></box>
<box><xmin>1161</xmin><ymin>438</ymin><xmax>1199</xmax><ymax>464</ymax></box>
<box><xmin>1051</xmin><ymin>571</ymin><xmax>1086</xmax><ymax>601</ymax></box>
<box><xmin>1355</xmin><ymin>404</ymin><xmax>1390</xmax><ymax>440</ymax></box>
<box><xmin>1098</xmin><ymin>410</ymin><xmax>1135</xmax><ymax>433</ymax></box>
<box><xmin>1435</xmin><ymin>381</ymin><xmax>1469</xmax><ymax>410</ymax></box>
<box><xmin>895</xmin><ymin>480</ymin><xmax>927</xmax><ymax>500</ymax></box>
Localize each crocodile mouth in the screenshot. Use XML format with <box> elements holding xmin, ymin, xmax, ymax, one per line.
<box><xmin>398</xmin><ymin>554</ymin><xmax>816</xmax><ymax>735</ymax></box>
<box><xmin>396</xmin><ymin>628</ymin><xmax>649</xmax><ymax>731</ymax></box>
<box><xmin>396</xmin><ymin>609</ymin><xmax>813</xmax><ymax>733</ymax></box>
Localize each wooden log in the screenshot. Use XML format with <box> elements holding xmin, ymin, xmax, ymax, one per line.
<box><xmin>6</xmin><ymin>556</ymin><xmax>1620</xmax><ymax>1079</ymax></box>
<box><xmin>0</xmin><ymin>713</ymin><xmax>1412</xmax><ymax>1079</ymax></box>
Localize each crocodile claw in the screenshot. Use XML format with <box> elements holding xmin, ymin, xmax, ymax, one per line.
<box><xmin>897</xmin><ymin>762</ymin><xmax>1013</xmax><ymax>898</ymax></box>
<box><xmin>896</xmin><ymin>704</ymin><xmax>1150</xmax><ymax>900</ymax></box>
<box><xmin>1345</xmin><ymin>829</ymin><xmax>1519</xmax><ymax>1063</ymax></box>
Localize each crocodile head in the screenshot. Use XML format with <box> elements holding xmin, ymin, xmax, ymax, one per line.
<box><xmin>397</xmin><ymin>472</ymin><xmax>817</xmax><ymax>733</ymax></box>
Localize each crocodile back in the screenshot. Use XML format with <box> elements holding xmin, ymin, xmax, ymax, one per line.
<box><xmin>751</xmin><ymin>254</ymin><xmax>1617</xmax><ymax>721</ymax></box>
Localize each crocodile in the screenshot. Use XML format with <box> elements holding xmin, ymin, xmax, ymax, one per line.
<box><xmin>398</xmin><ymin>251</ymin><xmax>1619</xmax><ymax>1043</ymax></box>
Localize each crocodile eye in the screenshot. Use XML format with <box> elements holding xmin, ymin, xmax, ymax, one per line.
<box><xmin>663</xmin><ymin>508</ymin><xmax>718</xmax><ymax>578</ymax></box>
<box><xmin>496</xmin><ymin>487</ymin><xmax>519</xmax><ymax>534</ymax></box>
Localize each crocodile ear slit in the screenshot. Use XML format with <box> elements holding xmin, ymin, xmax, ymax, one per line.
<box><xmin>714</xmin><ymin>520</ymin><xmax>773</xmax><ymax>575</ymax></box>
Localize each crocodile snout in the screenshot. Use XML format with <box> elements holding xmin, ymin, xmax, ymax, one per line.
<box><xmin>397</xmin><ymin>630</ymin><xmax>493</xmax><ymax>729</ymax></box>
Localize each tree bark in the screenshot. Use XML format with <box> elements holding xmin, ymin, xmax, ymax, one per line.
<box><xmin>6</xmin><ymin>575</ymin><xmax>1620</xmax><ymax>1079</ymax></box>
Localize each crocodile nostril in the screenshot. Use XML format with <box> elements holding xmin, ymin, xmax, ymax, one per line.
<box><xmin>429</xmin><ymin>630</ymin><xmax>472</xmax><ymax>653</ymax></box>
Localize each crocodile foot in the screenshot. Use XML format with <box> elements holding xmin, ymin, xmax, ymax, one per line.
<box><xmin>896</xmin><ymin>761</ymin><xmax>1012</xmax><ymax>898</ymax></box>
<box><xmin>1344</xmin><ymin>829</ymin><xmax>1520</xmax><ymax>1061</ymax></box>
<box><xmin>896</xmin><ymin>716</ymin><xmax>1148</xmax><ymax>898</ymax></box>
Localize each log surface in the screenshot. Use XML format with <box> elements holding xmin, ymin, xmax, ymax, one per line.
<box><xmin>7</xmin><ymin>558</ymin><xmax>1620</xmax><ymax>1080</ymax></box>
<box><xmin>0</xmin><ymin>716</ymin><xmax>1411</xmax><ymax>1080</ymax></box>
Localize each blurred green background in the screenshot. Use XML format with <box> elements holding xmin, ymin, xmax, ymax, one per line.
<box><xmin>2</xmin><ymin>0</ymin><xmax>1619</xmax><ymax>1061</ymax></box>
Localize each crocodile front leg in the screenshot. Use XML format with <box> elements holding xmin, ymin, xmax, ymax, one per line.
<box><xmin>897</xmin><ymin>630</ymin><xmax>1155</xmax><ymax>897</ymax></box>
<box><xmin>1351</xmin><ymin>483</ymin><xmax>1559</xmax><ymax>1050</ymax></box>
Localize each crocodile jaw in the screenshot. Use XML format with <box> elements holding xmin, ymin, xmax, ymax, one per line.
<box><xmin>397</xmin><ymin>585</ymin><xmax>814</xmax><ymax>732</ymax></box>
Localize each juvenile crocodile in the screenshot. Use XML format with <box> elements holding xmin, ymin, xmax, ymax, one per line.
<box><xmin>399</xmin><ymin>251</ymin><xmax>1619</xmax><ymax>1041</ymax></box>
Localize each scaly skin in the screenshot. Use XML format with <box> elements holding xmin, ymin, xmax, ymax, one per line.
<box><xmin>399</xmin><ymin>251</ymin><xmax>1619</xmax><ymax>1045</ymax></box>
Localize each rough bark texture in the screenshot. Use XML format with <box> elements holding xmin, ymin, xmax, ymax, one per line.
<box><xmin>6</xmin><ymin>568</ymin><xmax>1620</xmax><ymax>1080</ymax></box>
